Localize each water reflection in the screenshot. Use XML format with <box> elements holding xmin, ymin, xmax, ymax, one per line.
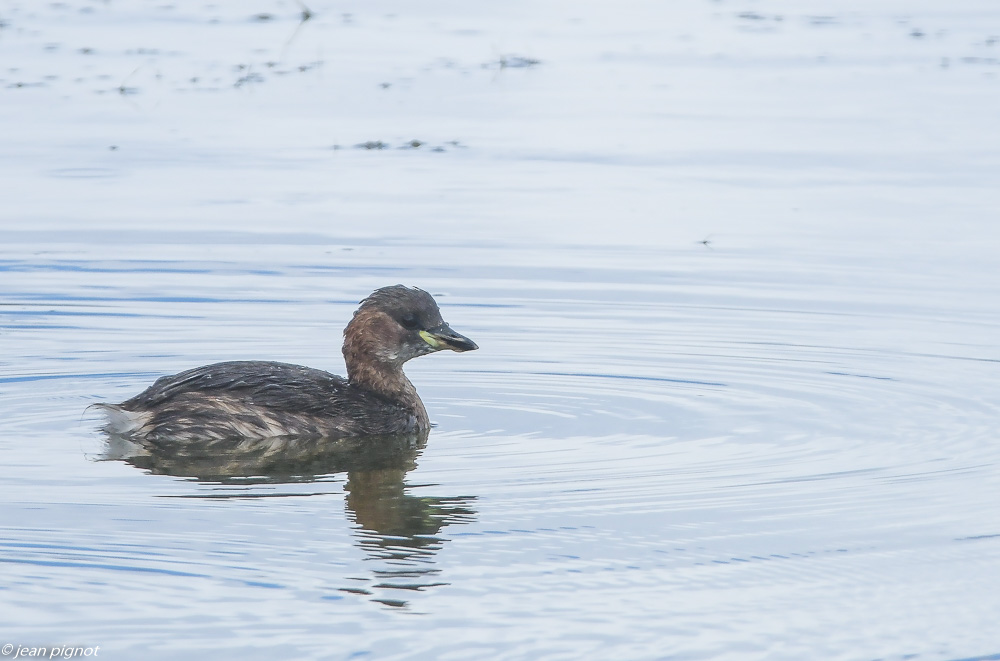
<box><xmin>102</xmin><ymin>430</ymin><xmax>476</xmax><ymax>607</ymax></box>
<box><xmin>344</xmin><ymin>464</ymin><xmax>476</xmax><ymax>608</ymax></box>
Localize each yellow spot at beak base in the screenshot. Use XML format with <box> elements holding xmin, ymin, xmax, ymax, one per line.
<box><xmin>419</xmin><ymin>330</ymin><xmax>441</xmax><ymax>349</ymax></box>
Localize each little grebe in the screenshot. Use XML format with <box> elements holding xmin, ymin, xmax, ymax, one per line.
<box><xmin>97</xmin><ymin>285</ymin><xmax>477</xmax><ymax>442</ymax></box>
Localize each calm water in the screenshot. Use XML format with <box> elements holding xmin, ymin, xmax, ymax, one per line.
<box><xmin>2</xmin><ymin>1</ymin><xmax>1000</xmax><ymax>660</ymax></box>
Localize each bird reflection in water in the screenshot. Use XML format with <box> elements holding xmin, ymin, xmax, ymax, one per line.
<box><xmin>101</xmin><ymin>429</ymin><xmax>476</xmax><ymax>608</ymax></box>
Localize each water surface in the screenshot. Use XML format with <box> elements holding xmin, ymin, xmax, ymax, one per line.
<box><xmin>2</xmin><ymin>1</ymin><xmax>1000</xmax><ymax>660</ymax></box>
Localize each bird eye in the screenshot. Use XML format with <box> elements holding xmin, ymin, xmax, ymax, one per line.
<box><xmin>399</xmin><ymin>313</ymin><xmax>420</xmax><ymax>330</ymax></box>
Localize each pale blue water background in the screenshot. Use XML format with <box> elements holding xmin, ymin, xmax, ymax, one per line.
<box><xmin>2</xmin><ymin>1</ymin><xmax>1000</xmax><ymax>659</ymax></box>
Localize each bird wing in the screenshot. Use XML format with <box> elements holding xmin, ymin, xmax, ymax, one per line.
<box><xmin>120</xmin><ymin>361</ymin><xmax>358</xmax><ymax>414</ymax></box>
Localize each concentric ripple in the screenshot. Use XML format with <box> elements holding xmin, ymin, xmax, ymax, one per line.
<box><xmin>2</xmin><ymin>237</ymin><xmax>999</xmax><ymax>659</ymax></box>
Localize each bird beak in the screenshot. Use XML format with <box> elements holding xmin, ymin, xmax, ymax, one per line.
<box><xmin>419</xmin><ymin>324</ymin><xmax>479</xmax><ymax>352</ymax></box>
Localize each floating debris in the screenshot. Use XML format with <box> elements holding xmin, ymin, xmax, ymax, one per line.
<box><xmin>234</xmin><ymin>71</ymin><xmax>265</xmax><ymax>88</ymax></box>
<box><xmin>484</xmin><ymin>55</ymin><xmax>541</xmax><ymax>70</ymax></box>
<box><xmin>737</xmin><ymin>12</ymin><xmax>782</xmax><ymax>21</ymax></box>
<box><xmin>334</xmin><ymin>139</ymin><xmax>464</xmax><ymax>152</ymax></box>
<box><xmin>296</xmin><ymin>0</ymin><xmax>313</xmax><ymax>22</ymax></box>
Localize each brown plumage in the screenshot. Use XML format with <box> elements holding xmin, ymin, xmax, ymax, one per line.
<box><xmin>96</xmin><ymin>285</ymin><xmax>477</xmax><ymax>443</ymax></box>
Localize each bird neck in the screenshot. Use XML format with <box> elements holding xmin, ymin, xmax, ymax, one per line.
<box><xmin>344</xmin><ymin>349</ymin><xmax>429</xmax><ymax>429</ymax></box>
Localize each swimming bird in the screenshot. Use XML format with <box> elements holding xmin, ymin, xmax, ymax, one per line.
<box><xmin>97</xmin><ymin>285</ymin><xmax>477</xmax><ymax>443</ymax></box>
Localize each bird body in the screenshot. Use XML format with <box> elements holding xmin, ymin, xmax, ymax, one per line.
<box><xmin>97</xmin><ymin>286</ymin><xmax>477</xmax><ymax>443</ymax></box>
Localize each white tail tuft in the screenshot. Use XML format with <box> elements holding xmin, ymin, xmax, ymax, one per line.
<box><xmin>89</xmin><ymin>403</ymin><xmax>152</xmax><ymax>436</ymax></box>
